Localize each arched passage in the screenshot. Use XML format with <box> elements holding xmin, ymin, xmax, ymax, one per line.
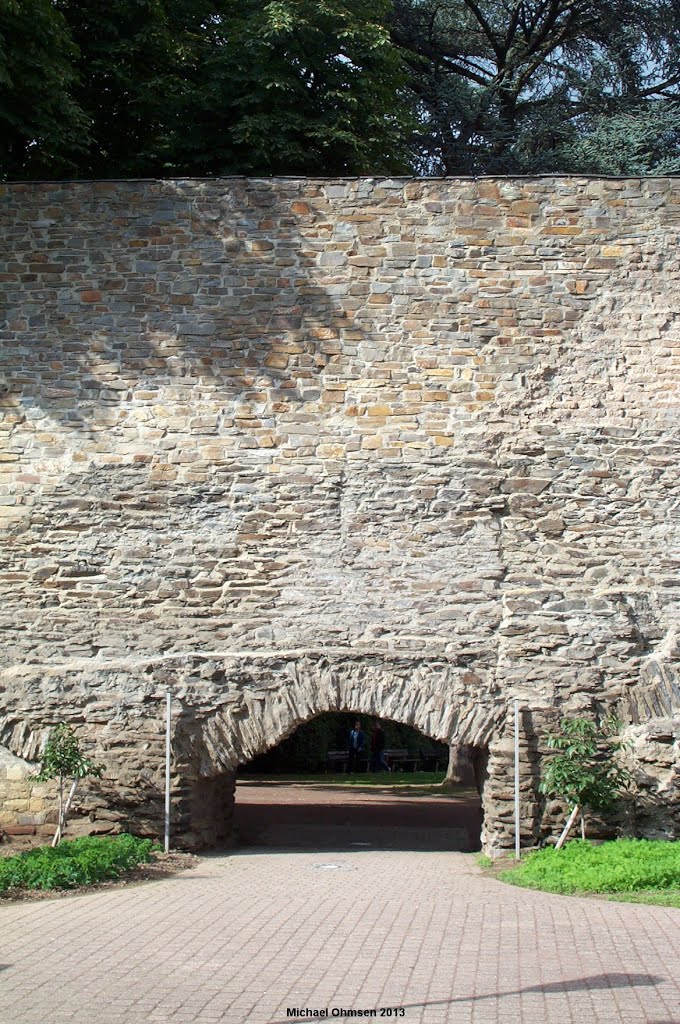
<box><xmin>0</xmin><ymin>651</ymin><xmax>548</xmax><ymax>854</ymax></box>
<box><xmin>233</xmin><ymin>710</ymin><xmax>483</xmax><ymax>852</ymax></box>
<box><xmin>167</xmin><ymin>653</ymin><xmax>509</xmax><ymax>851</ymax></box>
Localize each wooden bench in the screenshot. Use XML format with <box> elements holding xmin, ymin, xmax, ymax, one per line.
<box><xmin>383</xmin><ymin>748</ymin><xmax>420</xmax><ymax>772</ymax></box>
<box><xmin>326</xmin><ymin>748</ymin><xmax>417</xmax><ymax>772</ymax></box>
<box><xmin>325</xmin><ymin>750</ymin><xmax>349</xmax><ymax>772</ymax></box>
<box><xmin>325</xmin><ymin>750</ymin><xmax>369</xmax><ymax>773</ymax></box>
<box><xmin>325</xmin><ymin>748</ymin><xmax>444</xmax><ymax>773</ymax></box>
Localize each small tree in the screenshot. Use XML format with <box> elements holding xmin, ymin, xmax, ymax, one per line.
<box><xmin>37</xmin><ymin>724</ymin><xmax>104</xmax><ymax>847</ymax></box>
<box><xmin>539</xmin><ymin>716</ymin><xmax>632</xmax><ymax>848</ymax></box>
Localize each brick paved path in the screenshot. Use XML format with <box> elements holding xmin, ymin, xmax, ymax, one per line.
<box><xmin>2</xmin><ymin>843</ymin><xmax>679</xmax><ymax>1024</ymax></box>
<box><xmin>1</xmin><ymin>785</ymin><xmax>679</xmax><ymax>1024</ymax></box>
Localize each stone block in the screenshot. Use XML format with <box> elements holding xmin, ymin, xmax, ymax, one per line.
<box><xmin>502</xmin><ymin>478</ymin><xmax>552</xmax><ymax>494</ymax></box>
<box><xmin>317</xmin><ymin>444</ymin><xmax>345</xmax><ymax>459</ymax></box>
<box><xmin>4</xmin><ymin>799</ymin><xmax>29</xmax><ymax>812</ymax></box>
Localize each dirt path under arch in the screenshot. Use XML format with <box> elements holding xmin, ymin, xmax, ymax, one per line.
<box><xmin>233</xmin><ymin>781</ymin><xmax>484</xmax><ymax>852</ymax></box>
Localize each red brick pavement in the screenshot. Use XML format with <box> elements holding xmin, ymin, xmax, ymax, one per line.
<box><xmin>1</xmin><ymin>786</ymin><xmax>678</xmax><ymax>1024</ymax></box>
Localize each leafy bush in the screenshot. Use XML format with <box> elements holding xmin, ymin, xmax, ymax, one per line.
<box><xmin>500</xmin><ymin>839</ymin><xmax>680</xmax><ymax>895</ymax></box>
<box><xmin>539</xmin><ymin>716</ymin><xmax>632</xmax><ymax>843</ymax></box>
<box><xmin>0</xmin><ymin>834</ymin><xmax>155</xmax><ymax>892</ymax></box>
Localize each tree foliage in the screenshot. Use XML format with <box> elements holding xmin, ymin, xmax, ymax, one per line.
<box><xmin>391</xmin><ymin>0</ymin><xmax>680</xmax><ymax>173</ymax></box>
<box><xmin>168</xmin><ymin>0</ymin><xmax>414</xmax><ymax>176</ymax></box>
<box><xmin>37</xmin><ymin>723</ymin><xmax>104</xmax><ymax>846</ymax></box>
<box><xmin>38</xmin><ymin>723</ymin><xmax>104</xmax><ymax>783</ymax></box>
<box><xmin>539</xmin><ymin>716</ymin><xmax>632</xmax><ymax>839</ymax></box>
<box><xmin>1</xmin><ymin>0</ymin><xmax>678</xmax><ymax>179</ymax></box>
<box><xmin>0</xmin><ymin>0</ymin><xmax>88</xmax><ymax>177</ymax></box>
<box><xmin>54</xmin><ymin>0</ymin><xmax>183</xmax><ymax>178</ymax></box>
<box><xmin>1</xmin><ymin>0</ymin><xmax>413</xmax><ymax>179</ymax></box>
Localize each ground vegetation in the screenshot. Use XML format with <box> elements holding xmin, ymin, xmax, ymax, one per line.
<box><xmin>0</xmin><ymin>834</ymin><xmax>156</xmax><ymax>892</ymax></box>
<box><xmin>499</xmin><ymin>838</ymin><xmax>680</xmax><ymax>907</ymax></box>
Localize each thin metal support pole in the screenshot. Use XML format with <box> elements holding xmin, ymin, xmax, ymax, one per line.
<box><xmin>164</xmin><ymin>690</ymin><xmax>171</xmax><ymax>854</ymax></box>
<box><xmin>514</xmin><ymin>699</ymin><xmax>521</xmax><ymax>860</ymax></box>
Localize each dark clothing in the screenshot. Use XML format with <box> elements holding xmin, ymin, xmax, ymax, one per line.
<box><xmin>348</xmin><ymin>728</ymin><xmax>365</xmax><ymax>752</ymax></box>
<box><xmin>371</xmin><ymin>726</ymin><xmax>389</xmax><ymax>772</ymax></box>
<box><xmin>348</xmin><ymin>727</ymin><xmax>365</xmax><ymax>773</ymax></box>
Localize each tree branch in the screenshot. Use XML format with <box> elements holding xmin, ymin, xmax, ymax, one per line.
<box><xmin>436</xmin><ymin>55</ymin><xmax>493</xmax><ymax>86</ymax></box>
<box><xmin>502</xmin><ymin>2</ymin><xmax>524</xmax><ymax>56</ymax></box>
<box><xmin>460</xmin><ymin>0</ymin><xmax>505</xmax><ymax>58</ymax></box>
<box><xmin>637</xmin><ymin>76</ymin><xmax>680</xmax><ymax>98</ymax></box>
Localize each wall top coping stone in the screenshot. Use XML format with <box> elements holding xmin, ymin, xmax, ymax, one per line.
<box><xmin>2</xmin><ymin>174</ymin><xmax>680</xmax><ymax>186</ymax></box>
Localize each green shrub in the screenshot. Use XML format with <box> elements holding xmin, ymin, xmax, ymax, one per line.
<box><xmin>0</xmin><ymin>834</ymin><xmax>155</xmax><ymax>892</ymax></box>
<box><xmin>539</xmin><ymin>716</ymin><xmax>632</xmax><ymax>842</ymax></box>
<box><xmin>500</xmin><ymin>839</ymin><xmax>680</xmax><ymax>895</ymax></box>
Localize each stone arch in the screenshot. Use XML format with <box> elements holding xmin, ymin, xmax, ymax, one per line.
<box><xmin>165</xmin><ymin>652</ymin><xmax>507</xmax><ymax>850</ymax></box>
<box><xmin>0</xmin><ymin>652</ymin><xmax>556</xmax><ymax>853</ymax></box>
<box><xmin>171</xmin><ymin>651</ymin><xmax>502</xmax><ymax>767</ymax></box>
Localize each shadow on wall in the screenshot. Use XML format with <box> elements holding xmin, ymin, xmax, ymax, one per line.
<box><xmin>3</xmin><ymin>177</ymin><xmax>674</xmax><ymax>440</ymax></box>
<box><xmin>0</xmin><ymin>180</ymin><xmax>376</xmax><ymax>432</ymax></box>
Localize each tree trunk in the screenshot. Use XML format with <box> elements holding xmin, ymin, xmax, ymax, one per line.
<box><xmin>52</xmin><ymin>777</ymin><xmax>78</xmax><ymax>847</ymax></box>
<box><xmin>52</xmin><ymin>777</ymin><xmax>64</xmax><ymax>847</ymax></box>
<box><xmin>61</xmin><ymin>778</ymin><xmax>79</xmax><ymax>832</ymax></box>
<box><xmin>555</xmin><ymin>804</ymin><xmax>580</xmax><ymax>850</ymax></box>
<box><xmin>489</xmin><ymin>87</ymin><xmax>518</xmax><ymax>167</ymax></box>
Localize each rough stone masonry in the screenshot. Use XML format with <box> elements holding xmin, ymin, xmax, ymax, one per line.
<box><xmin>0</xmin><ymin>176</ymin><xmax>678</xmax><ymax>852</ymax></box>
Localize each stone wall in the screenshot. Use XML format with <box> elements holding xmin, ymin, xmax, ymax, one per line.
<box><xmin>0</xmin><ymin>176</ymin><xmax>678</xmax><ymax>851</ymax></box>
<box><xmin>0</xmin><ymin>746</ymin><xmax>56</xmax><ymax>840</ymax></box>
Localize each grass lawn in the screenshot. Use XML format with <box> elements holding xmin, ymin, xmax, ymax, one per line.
<box><xmin>496</xmin><ymin>839</ymin><xmax>680</xmax><ymax>908</ymax></box>
<box><xmin>238</xmin><ymin>771</ymin><xmax>448</xmax><ymax>787</ymax></box>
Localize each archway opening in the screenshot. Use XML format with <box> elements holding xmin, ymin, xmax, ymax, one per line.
<box><xmin>232</xmin><ymin>712</ymin><xmax>484</xmax><ymax>852</ymax></box>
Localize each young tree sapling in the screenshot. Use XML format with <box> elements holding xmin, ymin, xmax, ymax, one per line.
<box><xmin>37</xmin><ymin>723</ymin><xmax>104</xmax><ymax>847</ymax></box>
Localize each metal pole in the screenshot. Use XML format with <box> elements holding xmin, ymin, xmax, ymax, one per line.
<box><xmin>164</xmin><ymin>690</ymin><xmax>171</xmax><ymax>854</ymax></box>
<box><xmin>514</xmin><ymin>698</ymin><xmax>520</xmax><ymax>860</ymax></box>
